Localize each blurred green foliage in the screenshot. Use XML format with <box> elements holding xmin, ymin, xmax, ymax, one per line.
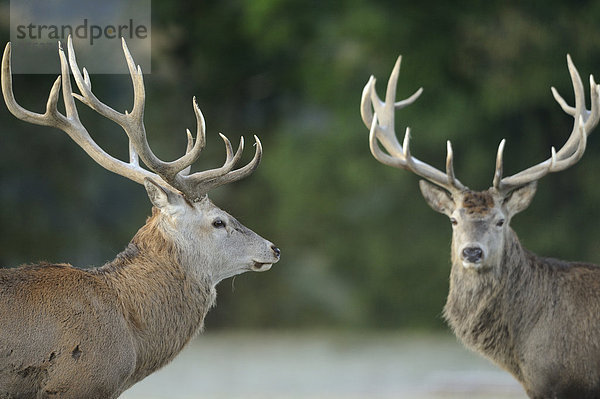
<box><xmin>1</xmin><ymin>0</ymin><xmax>600</xmax><ymax>331</ymax></box>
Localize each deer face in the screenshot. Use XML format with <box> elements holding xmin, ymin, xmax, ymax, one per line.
<box><xmin>419</xmin><ymin>180</ymin><xmax>537</xmax><ymax>272</ymax></box>
<box><xmin>144</xmin><ymin>179</ymin><xmax>280</xmax><ymax>285</ymax></box>
<box><xmin>361</xmin><ymin>53</ymin><xmax>598</xmax><ymax>270</ymax></box>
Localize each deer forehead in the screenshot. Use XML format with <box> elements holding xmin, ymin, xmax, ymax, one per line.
<box><xmin>458</xmin><ymin>190</ymin><xmax>498</xmax><ymax>216</ymax></box>
<box><xmin>173</xmin><ymin>198</ymin><xmax>224</xmax><ymax>225</ymax></box>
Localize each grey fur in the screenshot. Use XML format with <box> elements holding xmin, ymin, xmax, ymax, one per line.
<box><xmin>421</xmin><ymin>180</ymin><xmax>600</xmax><ymax>398</ymax></box>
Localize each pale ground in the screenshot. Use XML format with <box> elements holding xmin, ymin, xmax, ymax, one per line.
<box><xmin>121</xmin><ymin>331</ymin><xmax>528</xmax><ymax>399</ymax></box>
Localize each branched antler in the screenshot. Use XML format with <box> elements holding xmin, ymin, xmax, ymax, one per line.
<box><xmin>362</xmin><ymin>55</ymin><xmax>600</xmax><ymax>194</ymax></box>
<box><xmin>360</xmin><ymin>56</ymin><xmax>465</xmax><ymax>193</ymax></box>
<box><xmin>493</xmin><ymin>55</ymin><xmax>600</xmax><ymax>193</ymax></box>
<box><xmin>1</xmin><ymin>36</ymin><xmax>262</xmax><ymax>201</ymax></box>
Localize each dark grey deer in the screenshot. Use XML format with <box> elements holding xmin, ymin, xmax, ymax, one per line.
<box><xmin>361</xmin><ymin>55</ymin><xmax>600</xmax><ymax>399</ymax></box>
<box><xmin>0</xmin><ymin>37</ymin><xmax>280</xmax><ymax>398</ymax></box>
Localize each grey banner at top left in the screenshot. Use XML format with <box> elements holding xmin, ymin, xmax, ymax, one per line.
<box><xmin>9</xmin><ymin>0</ymin><xmax>151</xmax><ymax>74</ymax></box>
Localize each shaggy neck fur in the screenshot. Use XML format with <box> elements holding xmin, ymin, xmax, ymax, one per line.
<box><xmin>95</xmin><ymin>209</ymin><xmax>216</xmax><ymax>386</ymax></box>
<box><xmin>444</xmin><ymin>228</ymin><xmax>536</xmax><ymax>380</ymax></box>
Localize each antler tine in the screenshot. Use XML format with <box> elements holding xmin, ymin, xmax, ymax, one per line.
<box><xmin>2</xmin><ymin>42</ymin><xmax>62</xmax><ymax>125</ymax></box>
<box><xmin>186</xmin><ymin>135</ymin><xmax>263</xmax><ymax>195</ymax></box>
<box><xmin>180</xmin><ymin>129</ymin><xmax>194</xmax><ymax>176</ymax></box>
<box><xmin>360</xmin><ymin>75</ymin><xmax>376</xmax><ymax>128</ymax></box>
<box><xmin>58</xmin><ymin>42</ymin><xmax>78</xmax><ymax>120</ymax></box>
<box><xmin>446</xmin><ymin>140</ymin><xmax>458</xmax><ymax>186</ymax></box>
<box><xmin>497</xmin><ymin>55</ymin><xmax>600</xmax><ymax>192</ymax></box>
<box><xmin>360</xmin><ymin>60</ymin><xmax>423</xmax><ymax>134</ymax></box>
<box><xmin>179</xmin><ymin>97</ymin><xmax>208</xmax><ymax>177</ymax></box>
<box><xmin>548</xmin><ymin>54</ymin><xmax>591</xmax><ymax>158</ymax></box>
<box><xmin>492</xmin><ymin>139</ymin><xmax>506</xmax><ymax>189</ymax></box>
<box><xmin>362</xmin><ymin>55</ymin><xmax>464</xmax><ymax>192</ymax></box>
<box><xmin>185</xmin><ymin>134</ymin><xmax>244</xmax><ymax>183</ymax></box>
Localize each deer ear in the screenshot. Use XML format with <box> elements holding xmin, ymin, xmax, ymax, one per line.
<box><xmin>143</xmin><ymin>178</ymin><xmax>184</xmax><ymax>212</ymax></box>
<box><xmin>503</xmin><ymin>181</ymin><xmax>537</xmax><ymax>217</ymax></box>
<box><xmin>419</xmin><ymin>180</ymin><xmax>455</xmax><ymax>216</ymax></box>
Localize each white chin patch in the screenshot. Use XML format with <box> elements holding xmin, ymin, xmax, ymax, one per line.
<box><xmin>462</xmin><ymin>261</ymin><xmax>483</xmax><ymax>270</ymax></box>
<box><xmin>252</xmin><ymin>263</ymin><xmax>272</xmax><ymax>272</ymax></box>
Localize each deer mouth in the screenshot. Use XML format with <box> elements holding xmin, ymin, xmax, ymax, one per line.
<box><xmin>251</xmin><ymin>262</ymin><xmax>273</xmax><ymax>272</ymax></box>
<box><xmin>462</xmin><ymin>260</ymin><xmax>483</xmax><ymax>270</ymax></box>
<box><xmin>461</xmin><ymin>259</ymin><xmax>494</xmax><ymax>273</ymax></box>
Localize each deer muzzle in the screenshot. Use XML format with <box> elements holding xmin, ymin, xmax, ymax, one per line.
<box><xmin>251</xmin><ymin>244</ymin><xmax>281</xmax><ymax>272</ymax></box>
<box><xmin>461</xmin><ymin>245</ymin><xmax>485</xmax><ymax>269</ymax></box>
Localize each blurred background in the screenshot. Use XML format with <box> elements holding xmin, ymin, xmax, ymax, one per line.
<box><xmin>1</xmin><ymin>1</ymin><xmax>600</xmax><ymax>397</ymax></box>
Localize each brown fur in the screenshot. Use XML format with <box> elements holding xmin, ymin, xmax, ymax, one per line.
<box><xmin>0</xmin><ymin>38</ymin><xmax>280</xmax><ymax>399</ymax></box>
<box><xmin>460</xmin><ymin>190</ymin><xmax>495</xmax><ymax>215</ymax></box>
<box><xmin>0</xmin><ymin>211</ymin><xmax>215</xmax><ymax>399</ymax></box>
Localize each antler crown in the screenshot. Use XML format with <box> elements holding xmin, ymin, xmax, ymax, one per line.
<box><xmin>361</xmin><ymin>55</ymin><xmax>600</xmax><ymax>194</ymax></box>
<box><xmin>1</xmin><ymin>36</ymin><xmax>263</xmax><ymax>201</ymax></box>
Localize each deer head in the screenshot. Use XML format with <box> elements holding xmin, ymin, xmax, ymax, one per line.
<box><xmin>417</xmin><ymin>181</ymin><xmax>537</xmax><ymax>271</ymax></box>
<box><xmin>143</xmin><ymin>180</ymin><xmax>280</xmax><ymax>284</ymax></box>
<box><xmin>361</xmin><ymin>55</ymin><xmax>600</xmax><ymax>272</ymax></box>
<box><xmin>2</xmin><ymin>37</ymin><xmax>280</xmax><ymax>285</ymax></box>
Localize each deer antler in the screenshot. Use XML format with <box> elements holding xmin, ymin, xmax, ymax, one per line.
<box><xmin>1</xmin><ymin>36</ymin><xmax>262</xmax><ymax>201</ymax></box>
<box><xmin>361</xmin><ymin>56</ymin><xmax>465</xmax><ymax>193</ymax></box>
<box><xmin>493</xmin><ymin>55</ymin><xmax>600</xmax><ymax>193</ymax></box>
<box><xmin>362</xmin><ymin>55</ymin><xmax>600</xmax><ymax>195</ymax></box>
<box><xmin>1</xmin><ymin>41</ymin><xmax>162</xmax><ymax>186</ymax></box>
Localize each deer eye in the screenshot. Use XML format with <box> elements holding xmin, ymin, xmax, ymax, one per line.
<box><xmin>450</xmin><ymin>218</ymin><xmax>458</xmax><ymax>226</ymax></box>
<box><xmin>496</xmin><ymin>219</ymin><xmax>505</xmax><ymax>227</ymax></box>
<box><xmin>212</xmin><ymin>219</ymin><xmax>226</xmax><ymax>228</ymax></box>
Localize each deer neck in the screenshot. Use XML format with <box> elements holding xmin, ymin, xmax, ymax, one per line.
<box><xmin>444</xmin><ymin>228</ymin><xmax>529</xmax><ymax>377</ymax></box>
<box><xmin>97</xmin><ymin>211</ymin><xmax>216</xmax><ymax>384</ymax></box>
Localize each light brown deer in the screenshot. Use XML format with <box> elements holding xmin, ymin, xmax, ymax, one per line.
<box><xmin>361</xmin><ymin>56</ymin><xmax>600</xmax><ymax>398</ymax></box>
<box><xmin>0</xmin><ymin>37</ymin><xmax>280</xmax><ymax>398</ymax></box>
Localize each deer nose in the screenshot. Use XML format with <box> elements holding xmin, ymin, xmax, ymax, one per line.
<box><xmin>271</xmin><ymin>245</ymin><xmax>281</xmax><ymax>258</ymax></box>
<box><xmin>462</xmin><ymin>246</ymin><xmax>483</xmax><ymax>263</ymax></box>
